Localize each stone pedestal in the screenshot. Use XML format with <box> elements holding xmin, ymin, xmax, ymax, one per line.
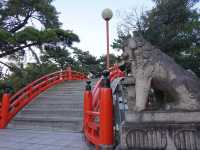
<box><xmin>119</xmin><ymin>111</ymin><xmax>200</xmax><ymax>150</ymax></box>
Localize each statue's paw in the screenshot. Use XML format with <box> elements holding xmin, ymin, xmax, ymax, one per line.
<box><xmin>134</xmin><ymin>106</ymin><xmax>145</xmax><ymax>112</ymax></box>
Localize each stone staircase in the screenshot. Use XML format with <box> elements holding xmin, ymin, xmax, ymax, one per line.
<box><xmin>8</xmin><ymin>80</ymin><xmax>89</xmax><ymax>132</ymax></box>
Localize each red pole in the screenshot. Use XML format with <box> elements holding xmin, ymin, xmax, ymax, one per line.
<box><xmin>99</xmin><ymin>87</ymin><xmax>114</xmax><ymax>146</ymax></box>
<box><xmin>66</xmin><ymin>66</ymin><xmax>72</xmax><ymax>80</ymax></box>
<box><xmin>106</xmin><ymin>20</ymin><xmax>110</xmax><ymax>70</ymax></box>
<box><xmin>99</xmin><ymin>71</ymin><xmax>114</xmax><ymax>147</ymax></box>
<box><xmin>0</xmin><ymin>93</ymin><xmax>10</xmax><ymax>128</ymax></box>
<box><xmin>83</xmin><ymin>91</ymin><xmax>92</xmax><ymax>130</ymax></box>
<box><xmin>83</xmin><ymin>81</ymin><xmax>92</xmax><ymax>132</ymax></box>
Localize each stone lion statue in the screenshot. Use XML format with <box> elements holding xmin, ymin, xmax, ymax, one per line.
<box><xmin>122</xmin><ymin>34</ymin><xmax>200</xmax><ymax>111</ymax></box>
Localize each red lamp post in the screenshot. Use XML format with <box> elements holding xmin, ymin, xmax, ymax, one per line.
<box><xmin>102</xmin><ymin>8</ymin><xmax>113</xmax><ymax>69</ymax></box>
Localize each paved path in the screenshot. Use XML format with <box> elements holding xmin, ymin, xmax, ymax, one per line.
<box><xmin>0</xmin><ymin>129</ymin><xmax>89</xmax><ymax>150</ymax></box>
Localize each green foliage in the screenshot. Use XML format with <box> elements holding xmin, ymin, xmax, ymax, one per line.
<box><xmin>0</xmin><ymin>63</ymin><xmax>58</xmax><ymax>95</ymax></box>
<box><xmin>72</xmin><ymin>48</ymin><xmax>101</xmax><ymax>74</ymax></box>
<box><xmin>41</xmin><ymin>47</ymin><xmax>119</xmax><ymax>76</ymax></box>
<box><xmin>114</xmin><ymin>0</ymin><xmax>200</xmax><ymax>77</ymax></box>
<box><xmin>0</xmin><ymin>29</ymin><xmax>12</xmax><ymax>43</ymax></box>
<box><xmin>176</xmin><ymin>48</ymin><xmax>200</xmax><ymax>76</ymax></box>
<box><xmin>0</xmin><ymin>48</ymin><xmax>120</xmax><ymax>99</ymax></box>
<box><xmin>41</xmin><ymin>46</ymin><xmax>74</xmax><ymax>70</ymax></box>
<box><xmin>141</xmin><ymin>0</ymin><xmax>200</xmax><ymax>76</ymax></box>
<box><xmin>52</xmin><ymin>29</ymin><xmax>80</xmax><ymax>46</ymax></box>
<box><xmin>15</xmin><ymin>27</ymin><xmax>41</xmax><ymax>43</ymax></box>
<box><xmin>98</xmin><ymin>54</ymin><xmax>119</xmax><ymax>70</ymax></box>
<box><xmin>0</xmin><ymin>0</ymin><xmax>61</xmax><ymax>31</ymax></box>
<box><xmin>0</xmin><ymin>0</ymin><xmax>80</xmax><ymax>58</ymax></box>
<box><xmin>140</xmin><ymin>0</ymin><xmax>200</xmax><ymax>55</ymax></box>
<box><xmin>112</xmin><ymin>33</ymin><xmax>131</xmax><ymax>50</ymax></box>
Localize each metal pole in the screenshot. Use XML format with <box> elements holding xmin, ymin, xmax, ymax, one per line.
<box><xmin>106</xmin><ymin>20</ymin><xmax>110</xmax><ymax>69</ymax></box>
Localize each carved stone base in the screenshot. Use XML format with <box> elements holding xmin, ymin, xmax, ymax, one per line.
<box><xmin>120</xmin><ymin>111</ymin><xmax>200</xmax><ymax>150</ymax></box>
<box><xmin>125</xmin><ymin>110</ymin><xmax>200</xmax><ymax>123</ymax></box>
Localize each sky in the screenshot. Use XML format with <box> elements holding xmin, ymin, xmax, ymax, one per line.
<box><xmin>52</xmin><ymin>0</ymin><xmax>154</xmax><ymax>57</ymax></box>
<box><xmin>0</xmin><ymin>0</ymin><xmax>154</xmax><ymax>74</ymax></box>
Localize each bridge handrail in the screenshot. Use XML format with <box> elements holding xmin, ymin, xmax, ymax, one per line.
<box><xmin>91</xmin><ymin>65</ymin><xmax>125</xmax><ymax>111</ymax></box>
<box><xmin>92</xmin><ymin>77</ymin><xmax>102</xmax><ymax>111</ymax></box>
<box><xmin>83</xmin><ymin>65</ymin><xmax>125</xmax><ymax>149</ymax></box>
<box><xmin>109</xmin><ymin>64</ymin><xmax>125</xmax><ymax>82</ymax></box>
<box><xmin>0</xmin><ymin>67</ymin><xmax>87</xmax><ymax>128</ymax></box>
<box><xmin>10</xmin><ymin>70</ymin><xmax>87</xmax><ymax>102</ymax></box>
<box><xmin>10</xmin><ymin>71</ymin><xmax>62</xmax><ymax>102</ymax></box>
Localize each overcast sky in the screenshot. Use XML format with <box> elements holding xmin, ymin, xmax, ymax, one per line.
<box><xmin>52</xmin><ymin>0</ymin><xmax>154</xmax><ymax>57</ymax></box>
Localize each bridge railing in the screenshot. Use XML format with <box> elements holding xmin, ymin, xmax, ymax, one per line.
<box><xmin>92</xmin><ymin>64</ymin><xmax>125</xmax><ymax>112</ymax></box>
<box><xmin>0</xmin><ymin>67</ymin><xmax>87</xmax><ymax>128</ymax></box>
<box><xmin>83</xmin><ymin>65</ymin><xmax>125</xmax><ymax>149</ymax></box>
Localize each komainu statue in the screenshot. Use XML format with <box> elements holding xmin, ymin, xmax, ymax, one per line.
<box><xmin>122</xmin><ymin>34</ymin><xmax>200</xmax><ymax>111</ymax></box>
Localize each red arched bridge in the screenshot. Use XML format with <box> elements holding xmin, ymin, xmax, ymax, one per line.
<box><xmin>0</xmin><ymin>65</ymin><xmax>124</xmax><ymax>149</ymax></box>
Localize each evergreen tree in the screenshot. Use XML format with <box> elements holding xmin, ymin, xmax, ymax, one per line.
<box><xmin>114</xmin><ymin>0</ymin><xmax>200</xmax><ymax>76</ymax></box>
<box><xmin>0</xmin><ymin>0</ymin><xmax>79</xmax><ymax>58</ymax></box>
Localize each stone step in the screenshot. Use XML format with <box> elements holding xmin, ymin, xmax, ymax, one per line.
<box><xmin>48</xmin><ymin>85</ymin><xmax>85</xmax><ymax>88</ymax></box>
<box><xmin>41</xmin><ymin>92</ymin><xmax>84</xmax><ymax>95</ymax></box>
<box><xmin>35</xmin><ymin>95</ymin><xmax>83</xmax><ymax>100</ymax></box>
<box><xmin>44</xmin><ymin>88</ymin><xmax>85</xmax><ymax>91</ymax></box>
<box><xmin>47</xmin><ymin>85</ymin><xmax>84</xmax><ymax>88</ymax></box>
<box><xmin>42</xmin><ymin>87</ymin><xmax>84</xmax><ymax>92</ymax></box>
<box><xmin>28</xmin><ymin>99</ymin><xmax>83</xmax><ymax>105</ymax></box>
<box><xmin>14</xmin><ymin>115</ymin><xmax>82</xmax><ymax>122</ymax></box>
<box><xmin>38</xmin><ymin>91</ymin><xmax>83</xmax><ymax>94</ymax></box>
<box><xmin>41</xmin><ymin>91</ymin><xmax>84</xmax><ymax>94</ymax></box>
<box><xmin>8</xmin><ymin>120</ymin><xmax>82</xmax><ymax>132</ymax></box>
<box><xmin>25</xmin><ymin>103</ymin><xmax>83</xmax><ymax>109</ymax></box>
<box><xmin>8</xmin><ymin>79</ymin><xmax>97</xmax><ymax>132</ymax></box>
<box><xmin>22</xmin><ymin>107</ymin><xmax>82</xmax><ymax>112</ymax></box>
<box><xmin>18</xmin><ymin>109</ymin><xmax>83</xmax><ymax>117</ymax></box>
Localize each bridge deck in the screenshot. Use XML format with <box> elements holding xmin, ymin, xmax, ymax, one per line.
<box><xmin>8</xmin><ymin>80</ymin><xmax>86</xmax><ymax>131</ymax></box>
<box><xmin>0</xmin><ymin>129</ymin><xmax>89</xmax><ymax>150</ymax></box>
<box><xmin>2</xmin><ymin>80</ymin><xmax>98</xmax><ymax>150</ymax></box>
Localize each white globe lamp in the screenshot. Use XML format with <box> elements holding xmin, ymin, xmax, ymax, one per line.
<box><xmin>102</xmin><ymin>8</ymin><xmax>113</xmax><ymax>21</ymax></box>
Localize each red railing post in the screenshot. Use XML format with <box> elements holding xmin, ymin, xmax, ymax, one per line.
<box><xmin>83</xmin><ymin>81</ymin><xmax>92</xmax><ymax>131</ymax></box>
<box><xmin>28</xmin><ymin>85</ymin><xmax>33</xmax><ymax>99</ymax></box>
<box><xmin>0</xmin><ymin>93</ymin><xmax>10</xmax><ymax>128</ymax></box>
<box><xmin>66</xmin><ymin>66</ymin><xmax>72</xmax><ymax>80</ymax></box>
<box><xmin>99</xmin><ymin>70</ymin><xmax>114</xmax><ymax>148</ymax></box>
<box><xmin>109</xmin><ymin>64</ymin><xmax>125</xmax><ymax>82</ymax></box>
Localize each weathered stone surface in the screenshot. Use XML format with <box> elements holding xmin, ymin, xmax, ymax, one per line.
<box><xmin>119</xmin><ymin>110</ymin><xmax>200</xmax><ymax>150</ymax></box>
<box><xmin>122</xmin><ymin>34</ymin><xmax>200</xmax><ymax>111</ymax></box>
<box><xmin>121</xmin><ymin>77</ymin><xmax>135</xmax><ymax>112</ymax></box>
<box><xmin>125</xmin><ymin>110</ymin><xmax>200</xmax><ymax>123</ymax></box>
<box><xmin>0</xmin><ymin>129</ymin><xmax>90</xmax><ymax>150</ymax></box>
